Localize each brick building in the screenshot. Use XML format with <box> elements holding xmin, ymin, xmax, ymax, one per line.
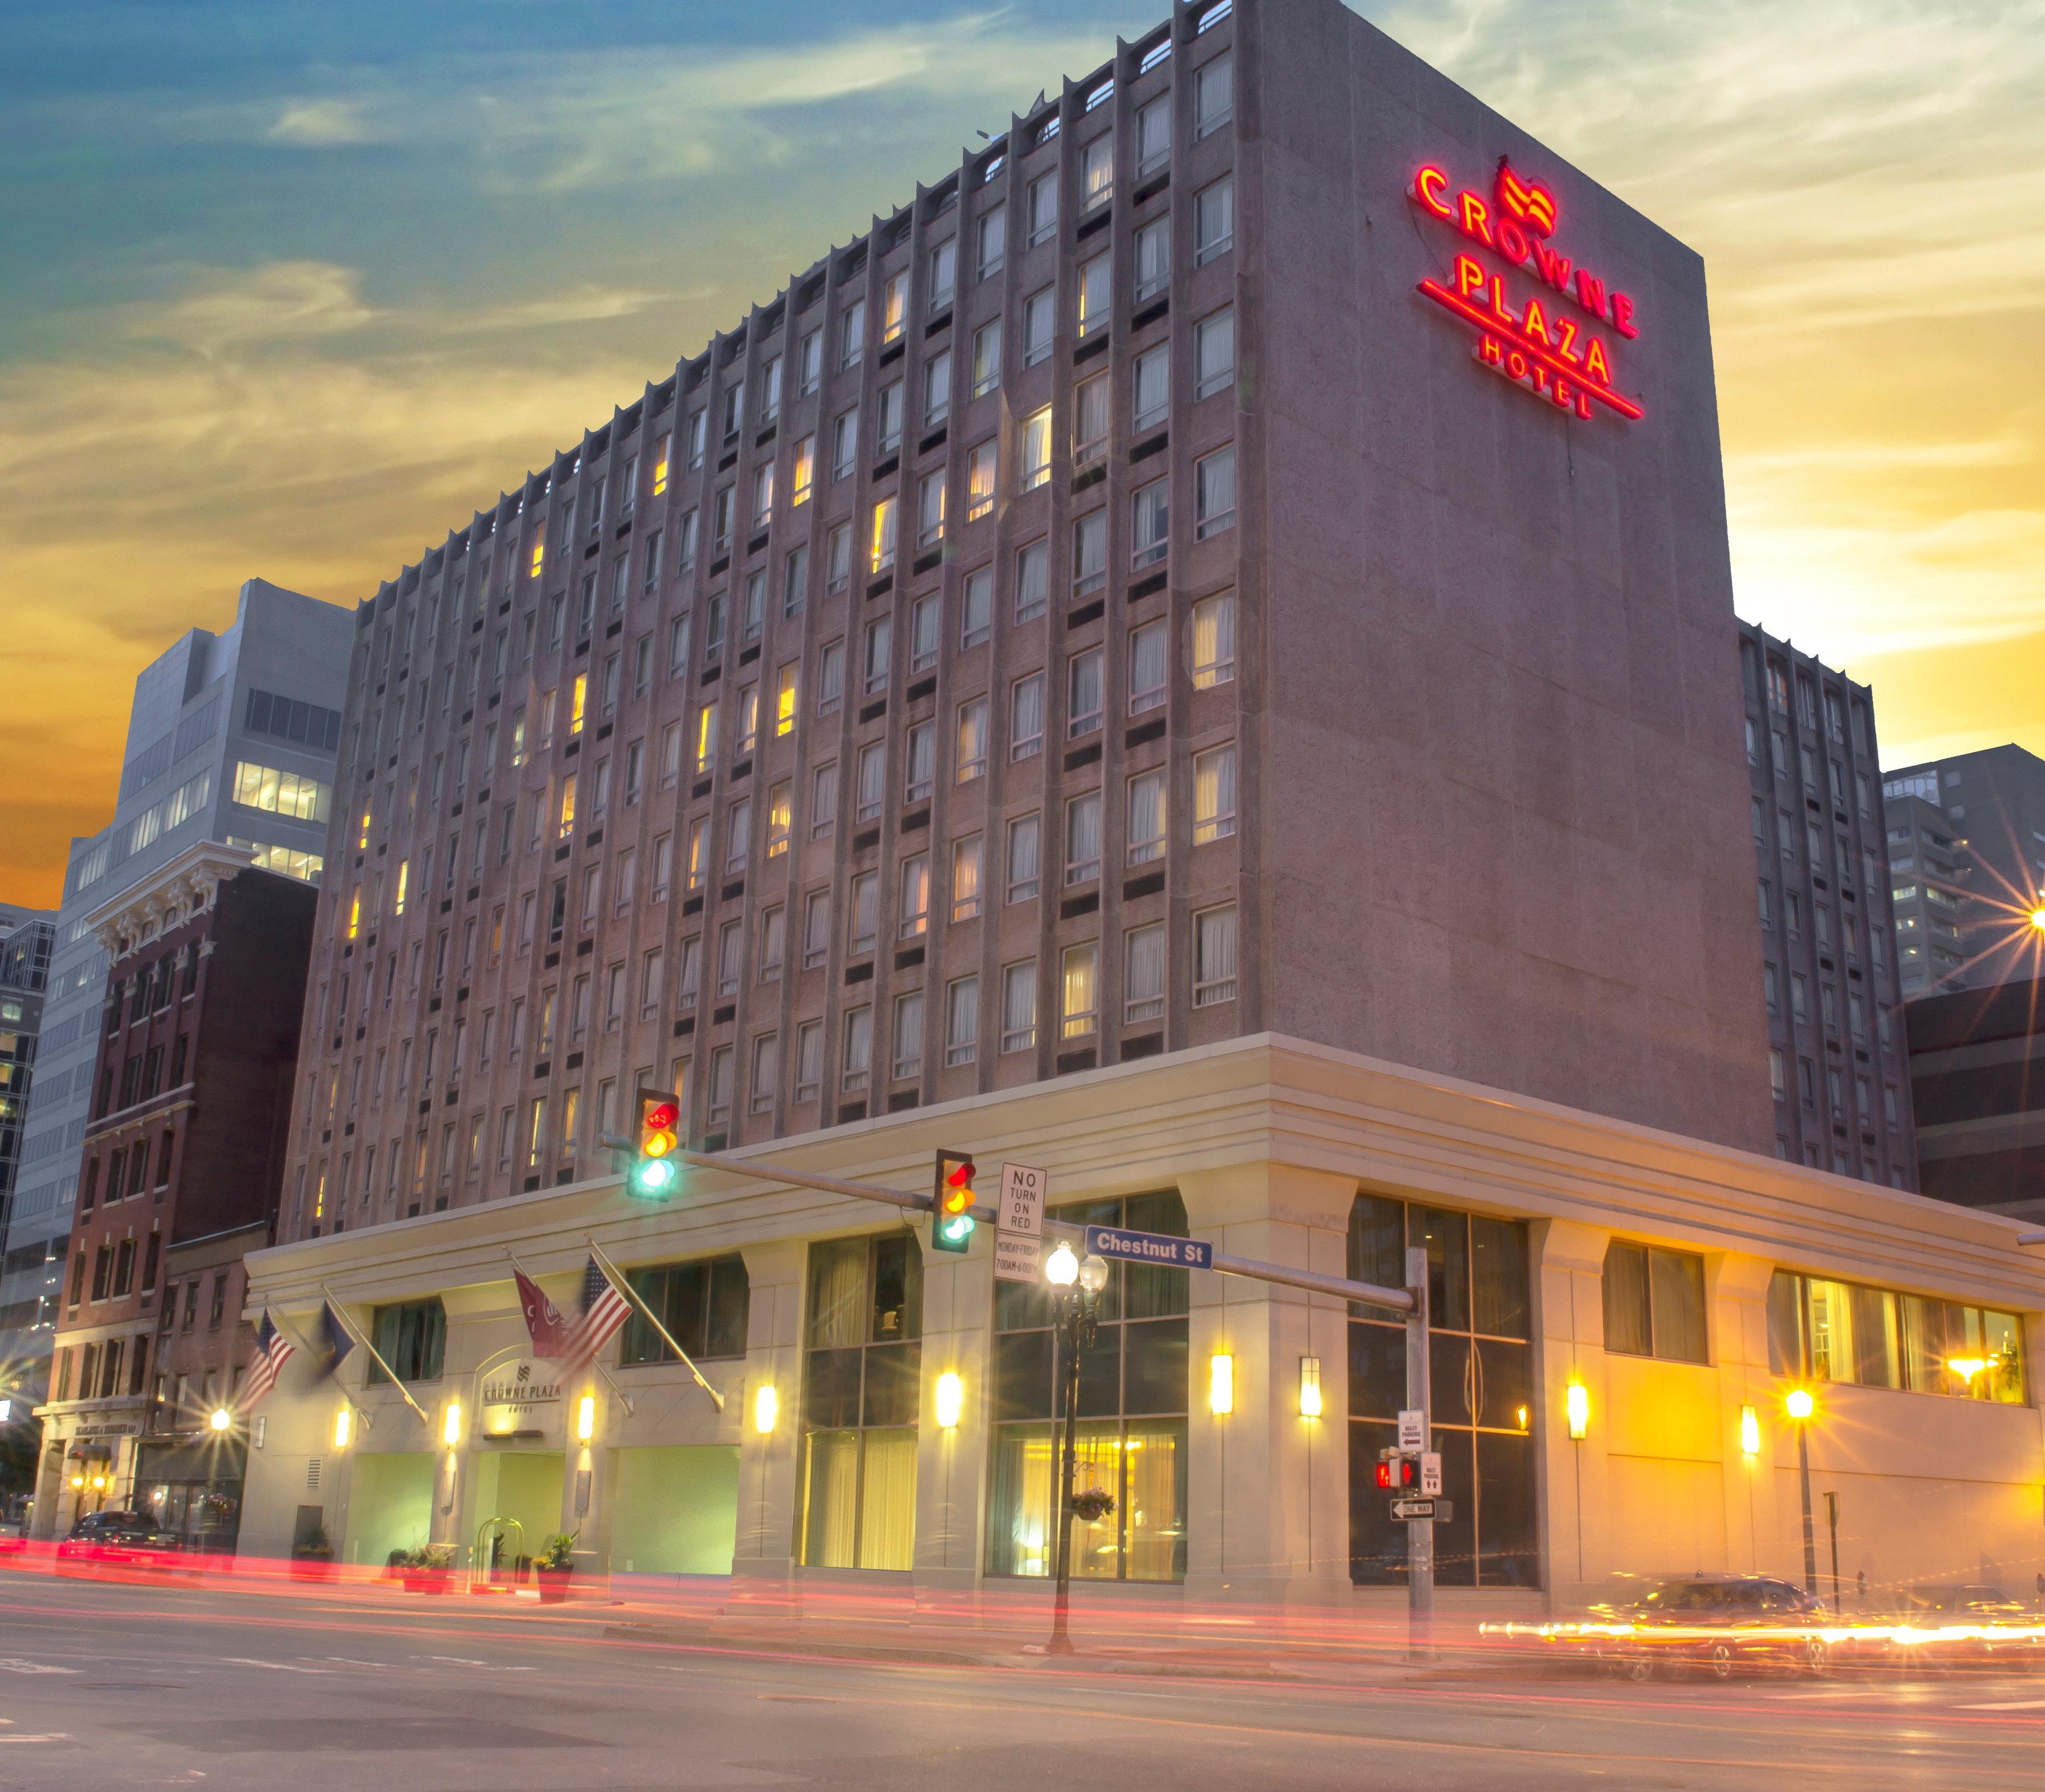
<box><xmin>31</xmin><ymin>844</ymin><xmax>316</xmax><ymax>1540</ymax></box>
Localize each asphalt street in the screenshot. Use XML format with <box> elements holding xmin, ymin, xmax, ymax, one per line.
<box><xmin>3</xmin><ymin>1572</ymin><xmax>2045</xmax><ymax>1790</ymax></box>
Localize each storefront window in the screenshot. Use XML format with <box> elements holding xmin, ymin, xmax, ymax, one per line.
<box><xmin>800</xmin><ymin>1234</ymin><xmax>921</xmax><ymax>1570</ymax></box>
<box><xmin>621</xmin><ymin>1253</ymin><xmax>751</xmax><ymax>1366</ymax></box>
<box><xmin>986</xmin><ymin>1191</ymin><xmax>1189</xmax><ymax>1582</ymax></box>
<box><xmin>1768</xmin><ymin>1268</ymin><xmax>2025</xmax><ymax>1402</ymax></box>
<box><xmin>1346</xmin><ymin>1196</ymin><xmax>1536</xmax><ymax>1589</ymax></box>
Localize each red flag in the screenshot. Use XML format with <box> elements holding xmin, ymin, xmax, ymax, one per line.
<box><xmin>514</xmin><ymin>1266</ymin><xmax>572</xmax><ymax>1360</ymax></box>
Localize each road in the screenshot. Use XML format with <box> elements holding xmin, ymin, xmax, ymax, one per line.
<box><xmin>2</xmin><ymin>1572</ymin><xmax>2045</xmax><ymax>1789</ymax></box>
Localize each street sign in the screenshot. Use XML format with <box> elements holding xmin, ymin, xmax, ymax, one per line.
<box><xmin>1396</xmin><ymin>1408</ymin><xmax>1425</xmax><ymax>1452</ymax></box>
<box><xmin>1392</xmin><ymin>1498</ymin><xmax>1452</xmax><ymax>1523</ymax></box>
<box><xmin>1084</xmin><ymin>1225</ymin><xmax>1213</xmax><ymax>1270</ymax></box>
<box><xmin>993</xmin><ymin>1233</ymin><xmax>1043</xmax><ymax>1284</ymax></box>
<box><xmin>998</xmin><ymin>1162</ymin><xmax>1048</xmax><ymax>1238</ymax></box>
<box><xmin>1420</xmin><ymin>1451</ymin><xmax>1442</xmax><ymax>1496</ymax></box>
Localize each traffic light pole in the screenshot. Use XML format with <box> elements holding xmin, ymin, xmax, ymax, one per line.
<box><xmin>1403</xmin><ymin>1245</ymin><xmax>1433</xmax><ymax>1662</ymax></box>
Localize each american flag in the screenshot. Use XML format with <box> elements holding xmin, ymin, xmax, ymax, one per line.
<box><xmin>240</xmin><ymin>1313</ymin><xmax>293</xmax><ymax>1409</ymax></box>
<box><xmin>517</xmin><ymin>1258</ymin><xmax>631</xmax><ymax>1378</ymax></box>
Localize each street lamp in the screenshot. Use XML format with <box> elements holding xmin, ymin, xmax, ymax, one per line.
<box><xmin>1785</xmin><ymin>1387</ymin><xmax>1819</xmax><ymax>1594</ymax></box>
<box><xmin>1043</xmin><ymin>1243</ymin><xmax>1111</xmax><ymax>1656</ymax></box>
<box><xmin>208</xmin><ymin>1407</ymin><xmax>232</xmax><ymax>1433</ymax></box>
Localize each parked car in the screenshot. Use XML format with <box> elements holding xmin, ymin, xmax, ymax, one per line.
<box><xmin>55</xmin><ymin>1510</ymin><xmax>184</xmax><ymax>1569</ymax></box>
<box><xmin>1877</xmin><ymin>1585</ymin><xmax>2042</xmax><ymax>1669</ymax></box>
<box><xmin>1588</xmin><ymin>1575</ymin><xmax>1833</xmax><ymax>1681</ymax></box>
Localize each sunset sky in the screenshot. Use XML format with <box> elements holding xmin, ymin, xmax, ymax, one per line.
<box><xmin>5</xmin><ymin>0</ymin><xmax>2042</xmax><ymax>907</ymax></box>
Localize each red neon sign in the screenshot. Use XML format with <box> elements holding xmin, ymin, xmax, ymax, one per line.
<box><xmin>1411</xmin><ymin>156</ymin><xmax>1644</xmax><ymax>424</ymax></box>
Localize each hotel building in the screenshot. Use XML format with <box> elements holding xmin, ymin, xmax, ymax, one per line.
<box><xmin>239</xmin><ymin>0</ymin><xmax>2045</xmax><ymax>1609</ymax></box>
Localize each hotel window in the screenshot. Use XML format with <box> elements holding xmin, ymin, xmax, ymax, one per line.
<box><xmin>923</xmin><ymin>349</ymin><xmax>952</xmax><ymax>428</ymax></box>
<box><xmin>1769</xmin><ymin>1046</ymin><xmax>1785</xmax><ymax>1099</ymax></box>
<box><xmin>898</xmin><ymin>853</ymin><xmax>932</xmax><ymax>941</ymax></box>
<box><xmin>1007</xmin><ymin>814</ymin><xmax>1041</xmax><ymax>903</ymax></box>
<box><xmin>1195</xmin><ymin>175</ymin><xmax>1234</xmax><ymax>264</ymax></box>
<box><xmin>799</xmin><ymin>327</ymin><xmax>822</xmax><ymax>395</ymax></box>
<box><xmin>1196</xmin><ymin>446</ymin><xmax>1236</xmax><ymax>538</ymax></box>
<box><xmin>1066</xmin><ymin>790</ymin><xmax>1102</xmax><ymax>885</ymax></box>
<box><xmin>972</xmin><ymin>318</ymin><xmax>1003</xmax><ymax>397</ymax></box>
<box><xmin>1347</xmin><ymin>1195</ymin><xmax>1535</xmax><ymax>1587</ymax></box>
<box><xmin>749</xmin><ymin>1034</ymin><xmax>778</xmax><ymax>1115</ymax></box>
<box><xmin>775</xmin><ymin>662</ymin><xmax>800</xmax><ymax>738</ymax></box>
<box><xmin>905</xmin><ymin>722</ymin><xmax>936</xmax><ymax>804</ymax></box>
<box><xmin>558</xmin><ymin>774</ymin><xmax>577</xmax><ymax>840</ymax></box>
<box><xmin>1076</xmin><ymin>253</ymin><xmax>1111</xmax><ymax>338</ymax></box>
<box><xmin>842</xmin><ymin>1004</ymin><xmax>874</xmax><ymax>1088</ymax></box>
<box><xmin>832</xmin><ymin>409</ymin><xmax>860</xmax><ymax>481</ymax></box>
<box><xmin>794</xmin><ymin>1020</ymin><xmax>823</xmax><ymax>1102</ymax></box>
<box><xmin>712</xmin><ymin>487</ymin><xmax>734</xmax><ymax>554</ymax></box>
<box><xmin>1027</xmin><ymin>169</ymin><xmax>1058</xmax><ymax>246</ymax></box>
<box><xmin>856</xmin><ymin>743</ymin><xmax>887</xmax><ymax>823</ymax></box>
<box><xmin>792</xmin><ymin>435</ymin><xmax>815</xmax><ymax>508</ymax></box>
<box><xmin>799</xmin><ymin>1233</ymin><xmax>922</xmax><ymax>1571</ymax></box>
<box><xmin>1769</xmin><ymin>1270</ymin><xmax>2025</xmax><ymax>1404</ymax></box>
<box><xmin>976</xmin><ymin>204</ymin><xmax>1007</xmax><ymax>281</ymax></box>
<box><xmin>1068</xmin><ymin>648</ymin><xmax>1104</xmax><ymax>737</ymax></box>
<box><xmin>1128</xmin><ymin>619</ymin><xmax>1167</xmax><ymax>715</ymax></box>
<box><xmin>1011</xmin><ymin>673</ymin><xmax>1045</xmax><ymax>760</ymax></box>
<box><xmin>686</xmin><ymin>408</ymin><xmax>706</xmax><ymax>469</ymax></box>
<box><xmin>957</xmin><ymin>564</ymin><xmax>989</xmax><ymax>646</ymax></box>
<box><xmin>1022</xmin><ymin>288</ymin><xmax>1056</xmax><ymax>368</ymax></box>
<box><xmin>652</xmin><ymin>432</ymin><xmax>671</xmax><ymax>495</ymax></box>
<box><xmin>1074</xmin><ymin>373</ymin><xmax>1109</xmax><ymax>466</ymax></box>
<box><xmin>967</xmin><ymin>440</ymin><xmax>997</xmax><ymax>521</ymax></box>
<box><xmin>1073</xmin><ymin>510</ymin><xmax>1107</xmax><ymax>598</ymax></box>
<box><xmin>1001</xmin><ymin>960</ymin><xmax>1038</xmax><ymax>1052</ymax></box>
<box><xmin>951</xmin><ymin>832</ymin><xmax>983</xmax><ymax>922</ymax></box>
<box><xmin>722</xmin><ymin>380</ymin><xmax>745</xmax><ymax>441</ymax></box>
<box><xmin>957</xmin><ymin>696</ymin><xmax>989</xmax><ymax>782</ymax></box>
<box><xmin>1132</xmin><ymin>343</ymin><xmax>1169</xmax><ymax>433</ymax></box>
<box><xmin>1125</xmin><ymin>923</ymin><xmax>1165</xmax><ymax>1023</ymax></box>
<box><xmin>803</xmin><ymin>888</ymin><xmax>832</xmax><ymax>971</ymax></box>
<box><xmin>761</xmin><ymin>355</ymin><xmax>782</xmax><ymax>424</ymax></box>
<box><xmin>1014</xmin><ymin>539</ymin><xmax>1049</xmax><ymax>624</ymax></box>
<box><xmin>783</xmin><ymin>542</ymin><xmax>809</xmax><ymax>619</ymax></box>
<box><xmin>1012</xmin><ymin>407</ymin><xmax>1052</xmax><ymax>493</ymax></box>
<box><xmin>864</xmin><ymin>617</ymin><xmax>892</xmax><ymax>695</ymax></box>
<box><xmin>708</xmin><ymin>1045</ymin><xmax>733</xmax><ymax>1126</ymax></box>
<box><xmin>1060</xmin><ymin>943</ymin><xmax>1098</xmax><ymax>1039</ymax></box>
<box><xmin>1136</xmin><ymin>94</ymin><xmax>1170</xmax><ymax>176</ymax></box>
<box><xmin>232</xmin><ymin>761</ymin><xmax>330</xmax><ymax>822</ymax></box>
<box><xmin>1127</xmin><ymin>769</ymin><xmax>1165</xmax><ymax>864</ymax></box>
<box><xmin>817</xmin><ymin>639</ymin><xmax>844</xmax><ymax>715</ymax></box>
<box><xmin>1602</xmin><ymin>1241</ymin><xmax>1707</xmax><ymax>1363</ymax></box>
<box><xmin>759</xmin><ymin>905</ymin><xmax>786</xmax><ymax>984</ymax></box>
<box><xmin>1133</xmin><ymin>215</ymin><xmax>1171</xmax><ymax>303</ymax></box>
<box><xmin>717</xmin><ymin>921</ymin><xmax>743</xmax><ymax>1000</ymax></box>
<box><xmin>916</xmin><ymin>472</ymin><xmax>947</xmax><ymax>548</ymax></box>
<box><xmin>1194</xmin><ymin>51</ymin><xmax>1232</xmax><ymax>137</ymax></box>
<box><xmin>986</xmin><ymin>1189</ymin><xmax>1189</xmax><ymax>1582</ymax></box>
<box><xmin>881</xmin><ymin>273</ymin><xmax>908</xmax><ymax>347</ymax></box>
<box><xmin>871</xmin><ymin>496</ymin><xmax>898</xmax><ymax>574</ymax></box>
<box><xmin>810</xmin><ymin>761</ymin><xmax>838</xmax><ymax>840</ymax></box>
<box><xmin>1193</xmin><ymin>905</ymin><xmax>1237</xmax><ymax>1006</ymax></box>
<box><xmin>946</xmin><ymin>975</ymin><xmax>979</xmax><ymax>1066</ymax></box>
<box><xmin>877</xmin><ymin>379</ymin><xmax>904</xmax><ymax>456</ymax></box>
<box><xmin>619</xmin><ymin>1254</ymin><xmax>751</xmax><ymax>1367</ymax></box>
<box><xmin>678</xmin><ymin>509</ymin><xmax>699</xmax><ymax>570</ymax></box>
<box><xmin>1081</xmin><ymin>131</ymin><xmax>1113</xmax><ymax>212</ymax></box>
<box><xmin>850</xmin><ymin>871</ymin><xmax>879</xmax><ymax>956</ymax></box>
<box><xmin>736</xmin><ymin>683</ymin><xmax>759</xmax><ymax>755</ymax></box>
<box><xmin>1194</xmin><ymin>744</ymin><xmax>1236</xmax><ymax>844</ymax></box>
<box><xmin>768</xmin><ymin>782</ymin><xmax>792</xmax><ymax>858</ymax></box>
<box><xmin>892</xmin><ymin>990</ymin><xmax>925</xmax><ymax>1080</ymax></box>
<box><xmin>742</xmin><ymin>571</ymin><xmax>767</xmax><ymax>645</ymax></box>
<box><xmin>695</xmin><ymin>701</ymin><xmax>719</xmax><ymax>775</ymax></box>
<box><xmin>1132</xmin><ymin>480</ymin><xmax>1168</xmax><ymax>568</ymax></box>
<box><xmin>685</xmin><ymin>817</ymin><xmax>709</xmax><ymax>891</ymax></box>
<box><xmin>1192</xmin><ymin>591</ymin><xmax>1235</xmax><ymax>688</ymax></box>
<box><xmin>840</xmin><ymin>298</ymin><xmax>866</xmax><ymax>369</ymax></box>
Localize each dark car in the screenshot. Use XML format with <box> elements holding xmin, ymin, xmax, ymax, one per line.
<box><xmin>1878</xmin><ymin>1585</ymin><xmax>2042</xmax><ymax>1669</ymax></box>
<box><xmin>1591</xmin><ymin>1575</ymin><xmax>1832</xmax><ymax>1681</ymax></box>
<box><xmin>55</xmin><ymin>1510</ymin><xmax>183</xmax><ymax>1569</ymax></box>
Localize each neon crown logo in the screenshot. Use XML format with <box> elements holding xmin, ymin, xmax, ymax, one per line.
<box><xmin>1494</xmin><ymin>158</ymin><xmax>1556</xmax><ymax>237</ymax></box>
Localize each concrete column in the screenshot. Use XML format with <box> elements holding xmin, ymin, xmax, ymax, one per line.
<box><xmin>1179</xmin><ymin>1163</ymin><xmax>1354</xmax><ymax>1607</ymax></box>
<box><xmin>1710</xmin><ymin>1252</ymin><xmax>1778</xmax><ymax>1581</ymax></box>
<box><xmin>1531</xmin><ymin>1218</ymin><xmax>1610</xmax><ymax>1611</ymax></box>
<box><xmin>730</xmin><ymin>1239</ymin><xmax>806</xmax><ymax>1607</ymax></box>
<box><xmin>913</xmin><ymin>1226</ymin><xmax>995</xmax><ymax>1601</ymax></box>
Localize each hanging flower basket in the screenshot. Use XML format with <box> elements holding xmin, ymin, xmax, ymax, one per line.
<box><xmin>1069</xmin><ymin>1489</ymin><xmax>1116</xmax><ymax>1524</ymax></box>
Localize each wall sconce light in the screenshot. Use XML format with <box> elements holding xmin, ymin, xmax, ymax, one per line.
<box><xmin>334</xmin><ymin>1408</ymin><xmax>352</xmax><ymax>1450</ymax></box>
<box><xmin>934</xmin><ymin>1371</ymin><xmax>964</xmax><ymax>1430</ymax></box>
<box><xmin>443</xmin><ymin>1400</ymin><xmax>463</xmax><ymax>1446</ymax></box>
<box><xmin>1298</xmin><ymin>1356</ymin><xmax>1322</xmax><ymax>1418</ymax></box>
<box><xmin>1739</xmin><ymin>1404</ymin><xmax>1760</xmax><ymax>1457</ymax></box>
<box><xmin>753</xmin><ymin>1383</ymin><xmax>779</xmax><ymax>1435</ymax></box>
<box><xmin>576</xmin><ymin>1394</ymin><xmax>596</xmax><ymax>1443</ymax></box>
<box><xmin>1209</xmin><ymin>1353</ymin><xmax>1235</xmax><ymax>1416</ymax></box>
<box><xmin>1565</xmin><ymin>1380</ymin><xmax>1589</xmax><ymax>1441</ymax></box>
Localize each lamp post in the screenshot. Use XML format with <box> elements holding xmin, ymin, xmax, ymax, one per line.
<box><xmin>1043</xmin><ymin>1240</ymin><xmax>1109</xmax><ymax>1656</ymax></box>
<box><xmin>1785</xmin><ymin>1387</ymin><xmax>1818</xmax><ymax>1595</ymax></box>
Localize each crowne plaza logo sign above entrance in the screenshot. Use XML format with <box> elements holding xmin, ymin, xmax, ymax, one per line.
<box><xmin>1410</xmin><ymin>157</ymin><xmax>1644</xmax><ymax>424</ymax></box>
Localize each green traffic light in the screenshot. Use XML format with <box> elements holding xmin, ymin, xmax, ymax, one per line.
<box><xmin>633</xmin><ymin>1158</ymin><xmax>679</xmax><ymax>1196</ymax></box>
<box><xmin>939</xmin><ymin>1213</ymin><xmax>974</xmax><ymax>1245</ymax></box>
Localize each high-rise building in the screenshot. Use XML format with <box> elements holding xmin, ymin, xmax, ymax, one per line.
<box><xmin>1881</xmin><ymin>746</ymin><xmax>2045</xmax><ymax>998</ymax></box>
<box><xmin>0</xmin><ymin>580</ymin><xmax>349</xmax><ymax>1410</ymax></box>
<box><xmin>1906</xmin><ymin>976</ymin><xmax>2045</xmax><ymax>1219</ymax></box>
<box><xmin>0</xmin><ymin>907</ymin><xmax>55</xmax><ymax>1241</ymax></box>
<box><xmin>233</xmin><ymin>0</ymin><xmax>2043</xmax><ymax>1611</ymax></box>
<box><xmin>1736</xmin><ymin>622</ymin><xmax>1916</xmax><ymax>1184</ymax></box>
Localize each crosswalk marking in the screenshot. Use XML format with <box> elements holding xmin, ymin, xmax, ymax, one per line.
<box><xmin>221</xmin><ymin>1658</ymin><xmax>331</xmax><ymax>1674</ymax></box>
<box><xmin>0</xmin><ymin>1660</ymin><xmax>78</xmax><ymax>1675</ymax></box>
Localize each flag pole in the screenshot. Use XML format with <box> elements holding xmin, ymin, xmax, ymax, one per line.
<box><xmin>583</xmin><ymin>1237</ymin><xmax>727</xmax><ymax>1412</ymax></box>
<box><xmin>320</xmin><ymin>1284</ymin><xmax>433</xmax><ymax>1427</ymax></box>
<box><xmin>263</xmin><ymin>1304</ymin><xmax>374</xmax><ymax>1432</ymax></box>
<box><xmin>503</xmin><ymin>1248</ymin><xmax>635</xmax><ymax>1416</ymax></box>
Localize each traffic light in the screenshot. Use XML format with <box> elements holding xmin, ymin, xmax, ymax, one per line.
<box><xmin>632</xmin><ymin>1092</ymin><xmax>682</xmax><ymax>1198</ymax></box>
<box><xmin>1376</xmin><ymin>1449</ymin><xmax>1419</xmax><ymax>1490</ymax></box>
<box><xmin>932</xmin><ymin>1152</ymin><xmax>976</xmax><ymax>1253</ymax></box>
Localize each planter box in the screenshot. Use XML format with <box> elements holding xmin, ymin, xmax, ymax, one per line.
<box><xmin>290</xmin><ymin>1557</ymin><xmax>338</xmax><ymax>1583</ymax></box>
<box><xmin>535</xmin><ymin>1567</ymin><xmax>573</xmax><ymax>1605</ymax></box>
<box><xmin>402</xmin><ymin>1569</ymin><xmax>453</xmax><ymax>1594</ymax></box>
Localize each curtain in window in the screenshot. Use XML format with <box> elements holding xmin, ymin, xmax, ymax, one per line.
<box><xmin>1805</xmin><ymin>1279</ymin><xmax>1855</xmax><ymax>1382</ymax></box>
<box><xmin>801</xmin><ymin>1430</ymin><xmax>859</xmax><ymax>1567</ymax></box>
<box><xmin>1126</xmin><ymin>925</ymin><xmax>1165</xmax><ymax>1019</ymax></box>
<box><xmin>856</xmin><ymin>1429</ymin><xmax>918</xmax><ymax>1570</ymax></box>
<box><xmin>808</xmin><ymin>1241</ymin><xmax>867</xmax><ymax>1349</ymax></box>
<box><xmin>1122</xmin><ymin>1418</ymin><xmax>1188</xmax><ymax>1583</ymax></box>
<box><xmin>1601</xmin><ymin>1243</ymin><xmax>1651</xmax><ymax>1357</ymax></box>
<box><xmin>1648</xmin><ymin>1247</ymin><xmax>1707</xmax><ymax>1363</ymax></box>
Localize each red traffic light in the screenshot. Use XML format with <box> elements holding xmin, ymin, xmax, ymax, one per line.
<box><xmin>940</xmin><ymin>1157</ymin><xmax>976</xmax><ymax>1216</ymax></box>
<box><xmin>645</xmin><ymin>1100</ymin><xmax>680</xmax><ymax>1132</ymax></box>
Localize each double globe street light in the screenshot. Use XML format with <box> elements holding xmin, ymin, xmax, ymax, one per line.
<box><xmin>1042</xmin><ymin>1239</ymin><xmax>1112</xmax><ymax>1656</ymax></box>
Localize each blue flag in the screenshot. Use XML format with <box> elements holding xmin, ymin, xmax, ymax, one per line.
<box><xmin>318</xmin><ymin>1301</ymin><xmax>356</xmax><ymax>1377</ymax></box>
